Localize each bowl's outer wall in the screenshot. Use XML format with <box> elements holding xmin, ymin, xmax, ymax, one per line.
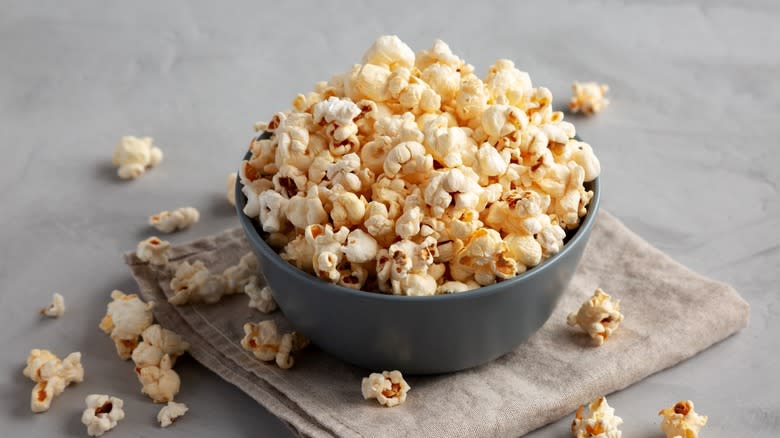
<box><xmin>236</xmin><ymin>144</ymin><xmax>599</xmax><ymax>374</ymax></box>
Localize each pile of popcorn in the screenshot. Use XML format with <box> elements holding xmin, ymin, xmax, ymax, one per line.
<box><xmin>240</xmin><ymin>35</ymin><xmax>600</xmax><ymax>295</ymax></box>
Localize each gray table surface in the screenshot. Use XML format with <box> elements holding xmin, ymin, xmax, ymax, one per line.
<box><xmin>2</xmin><ymin>0</ymin><xmax>778</xmax><ymax>436</ymax></box>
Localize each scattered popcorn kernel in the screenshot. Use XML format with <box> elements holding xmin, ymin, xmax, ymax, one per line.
<box><xmin>223</xmin><ymin>252</ymin><xmax>259</xmax><ymax>294</ymax></box>
<box><xmin>81</xmin><ymin>394</ymin><xmax>125</xmax><ymax>437</ymax></box>
<box><xmin>131</xmin><ymin>324</ymin><xmax>189</xmax><ymax>369</ymax></box>
<box><xmin>135</xmin><ymin>236</ymin><xmax>171</xmax><ymax>266</ymax></box>
<box><xmin>571</xmin><ymin>396</ymin><xmax>623</xmax><ymax>438</ymax></box>
<box><xmin>40</xmin><ymin>292</ymin><xmax>65</xmax><ymax>318</ymax></box>
<box><xmin>241</xmin><ymin>320</ymin><xmax>301</xmax><ymax>369</ymax></box>
<box><xmin>240</xmin><ymin>35</ymin><xmax>600</xmax><ymax>295</ymax></box>
<box><xmin>137</xmin><ymin>354</ymin><xmax>180</xmax><ymax>403</ymax></box>
<box><xmin>361</xmin><ymin>370</ymin><xmax>410</xmax><ymax>407</ymax></box>
<box><xmin>568</xmin><ymin>81</ymin><xmax>609</xmax><ymax>115</ymax></box>
<box><xmin>111</xmin><ymin>136</ymin><xmax>162</xmax><ymax>180</ymax></box>
<box><xmin>226</xmin><ymin>172</ymin><xmax>238</xmax><ymax>207</ymax></box>
<box><xmin>244</xmin><ymin>278</ymin><xmax>277</xmax><ymax>313</ymax></box>
<box><xmin>149</xmin><ymin>207</ymin><xmax>200</xmax><ymax>233</ymax></box>
<box><xmin>157</xmin><ymin>401</ymin><xmax>188</xmax><ymax>428</ymax></box>
<box><xmin>23</xmin><ymin>349</ymin><xmax>84</xmax><ymax>413</ymax></box>
<box><xmin>567</xmin><ymin>288</ymin><xmax>624</xmax><ymax>346</ymax></box>
<box><xmin>99</xmin><ymin>290</ymin><xmax>154</xmax><ymax>359</ymax></box>
<box><xmin>659</xmin><ymin>400</ymin><xmax>708</xmax><ymax>438</ymax></box>
<box><xmin>169</xmin><ymin>260</ymin><xmax>228</xmax><ymax>305</ymax></box>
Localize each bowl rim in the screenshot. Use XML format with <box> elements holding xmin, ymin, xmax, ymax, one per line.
<box><xmin>236</xmin><ymin>150</ymin><xmax>601</xmax><ymax>303</ymax></box>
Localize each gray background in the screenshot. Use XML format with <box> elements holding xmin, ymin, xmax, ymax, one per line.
<box><xmin>1</xmin><ymin>0</ymin><xmax>778</xmax><ymax>436</ymax></box>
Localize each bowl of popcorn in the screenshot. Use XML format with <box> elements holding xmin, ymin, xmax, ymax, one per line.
<box><xmin>236</xmin><ymin>36</ymin><xmax>601</xmax><ymax>374</ymax></box>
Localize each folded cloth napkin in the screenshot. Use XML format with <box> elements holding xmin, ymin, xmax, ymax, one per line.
<box><xmin>126</xmin><ymin>211</ymin><xmax>749</xmax><ymax>438</ymax></box>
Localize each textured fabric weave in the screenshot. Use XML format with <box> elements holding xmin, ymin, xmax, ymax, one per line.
<box><xmin>126</xmin><ymin>211</ymin><xmax>749</xmax><ymax>438</ymax></box>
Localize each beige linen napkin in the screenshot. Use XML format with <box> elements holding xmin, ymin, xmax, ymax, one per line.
<box><xmin>126</xmin><ymin>211</ymin><xmax>749</xmax><ymax>438</ymax></box>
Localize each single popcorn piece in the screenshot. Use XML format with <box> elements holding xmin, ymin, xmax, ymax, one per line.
<box><xmin>361</xmin><ymin>370</ymin><xmax>410</xmax><ymax>407</ymax></box>
<box><xmin>111</xmin><ymin>136</ymin><xmax>163</xmax><ymax>180</ymax></box>
<box><xmin>81</xmin><ymin>394</ymin><xmax>125</xmax><ymax>437</ymax></box>
<box><xmin>571</xmin><ymin>396</ymin><xmax>623</xmax><ymax>438</ymax></box>
<box><xmin>659</xmin><ymin>400</ymin><xmax>708</xmax><ymax>438</ymax></box>
<box><xmin>23</xmin><ymin>349</ymin><xmax>84</xmax><ymax>413</ymax></box>
<box><xmin>137</xmin><ymin>354</ymin><xmax>180</xmax><ymax>403</ymax></box>
<box><xmin>568</xmin><ymin>81</ymin><xmax>609</xmax><ymax>115</ymax></box>
<box><xmin>157</xmin><ymin>401</ymin><xmax>189</xmax><ymax>428</ymax></box>
<box><xmin>131</xmin><ymin>324</ymin><xmax>189</xmax><ymax>369</ymax></box>
<box><xmin>567</xmin><ymin>288</ymin><xmax>624</xmax><ymax>346</ymax></box>
<box><xmin>149</xmin><ymin>207</ymin><xmax>200</xmax><ymax>233</ymax></box>
<box><xmin>169</xmin><ymin>260</ymin><xmax>228</xmax><ymax>305</ymax></box>
<box><xmin>226</xmin><ymin>172</ymin><xmax>238</xmax><ymax>207</ymax></box>
<box><xmin>40</xmin><ymin>292</ymin><xmax>65</xmax><ymax>318</ymax></box>
<box><xmin>241</xmin><ymin>320</ymin><xmax>300</xmax><ymax>369</ymax></box>
<box><xmin>244</xmin><ymin>277</ymin><xmax>277</xmax><ymax>313</ymax></box>
<box><xmin>135</xmin><ymin>236</ymin><xmax>171</xmax><ymax>266</ymax></box>
<box><xmin>223</xmin><ymin>252</ymin><xmax>259</xmax><ymax>294</ymax></box>
<box><xmin>99</xmin><ymin>290</ymin><xmax>154</xmax><ymax>359</ymax></box>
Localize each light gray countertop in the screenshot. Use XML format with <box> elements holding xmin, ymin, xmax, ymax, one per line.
<box><xmin>1</xmin><ymin>1</ymin><xmax>778</xmax><ymax>436</ymax></box>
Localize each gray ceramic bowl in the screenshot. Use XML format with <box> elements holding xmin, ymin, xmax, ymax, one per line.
<box><xmin>236</xmin><ymin>148</ymin><xmax>601</xmax><ymax>375</ymax></box>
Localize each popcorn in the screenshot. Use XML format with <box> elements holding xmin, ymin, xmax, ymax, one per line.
<box><xmin>241</xmin><ymin>320</ymin><xmax>301</xmax><ymax>369</ymax></box>
<box><xmin>137</xmin><ymin>354</ymin><xmax>180</xmax><ymax>403</ymax></box>
<box><xmin>223</xmin><ymin>252</ymin><xmax>259</xmax><ymax>294</ymax></box>
<box><xmin>149</xmin><ymin>207</ymin><xmax>200</xmax><ymax>233</ymax></box>
<box><xmin>169</xmin><ymin>260</ymin><xmax>228</xmax><ymax>305</ymax></box>
<box><xmin>40</xmin><ymin>292</ymin><xmax>65</xmax><ymax>318</ymax></box>
<box><xmin>567</xmin><ymin>288</ymin><xmax>624</xmax><ymax>346</ymax></box>
<box><xmin>81</xmin><ymin>394</ymin><xmax>125</xmax><ymax>437</ymax></box>
<box><xmin>571</xmin><ymin>396</ymin><xmax>623</xmax><ymax>438</ymax></box>
<box><xmin>244</xmin><ymin>277</ymin><xmax>277</xmax><ymax>313</ymax></box>
<box><xmin>361</xmin><ymin>370</ymin><xmax>410</xmax><ymax>407</ymax></box>
<box><xmin>568</xmin><ymin>81</ymin><xmax>609</xmax><ymax>115</ymax></box>
<box><xmin>226</xmin><ymin>172</ymin><xmax>238</xmax><ymax>207</ymax></box>
<box><xmin>451</xmin><ymin>228</ymin><xmax>517</xmax><ymax>286</ymax></box>
<box><xmin>342</xmin><ymin>228</ymin><xmax>379</xmax><ymax>263</ymax></box>
<box><xmin>157</xmin><ymin>401</ymin><xmax>188</xmax><ymax>428</ymax></box>
<box><xmin>23</xmin><ymin>349</ymin><xmax>84</xmax><ymax>413</ymax></box>
<box><xmin>131</xmin><ymin>324</ymin><xmax>189</xmax><ymax>369</ymax></box>
<box><xmin>99</xmin><ymin>290</ymin><xmax>154</xmax><ymax>359</ymax></box>
<box><xmin>484</xmin><ymin>59</ymin><xmax>532</xmax><ymax>106</ymax></box>
<box><xmin>135</xmin><ymin>236</ymin><xmax>171</xmax><ymax>266</ymax></box>
<box><xmin>658</xmin><ymin>400</ymin><xmax>708</xmax><ymax>438</ymax></box>
<box><xmin>362</xmin><ymin>35</ymin><xmax>415</xmax><ymax>70</ymax></box>
<box><xmin>111</xmin><ymin>136</ymin><xmax>163</xmax><ymax>180</ymax></box>
<box><xmin>383</xmin><ymin>141</ymin><xmax>433</xmax><ymax>183</ymax></box>
<box><xmin>241</xmin><ymin>35</ymin><xmax>600</xmax><ymax>295</ymax></box>
<box><xmin>286</xmin><ymin>184</ymin><xmax>328</xmax><ymax>230</ymax></box>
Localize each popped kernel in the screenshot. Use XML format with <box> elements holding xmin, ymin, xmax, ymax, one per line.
<box><xmin>567</xmin><ymin>288</ymin><xmax>624</xmax><ymax>346</ymax></box>
<box><xmin>40</xmin><ymin>292</ymin><xmax>65</xmax><ymax>318</ymax></box>
<box><xmin>659</xmin><ymin>400</ymin><xmax>708</xmax><ymax>438</ymax></box>
<box><xmin>361</xmin><ymin>370</ymin><xmax>410</xmax><ymax>407</ymax></box>
<box><xmin>157</xmin><ymin>401</ymin><xmax>188</xmax><ymax>428</ymax></box>
<box><xmin>226</xmin><ymin>172</ymin><xmax>238</xmax><ymax>207</ymax></box>
<box><xmin>244</xmin><ymin>277</ymin><xmax>278</xmax><ymax>313</ymax></box>
<box><xmin>568</xmin><ymin>81</ymin><xmax>609</xmax><ymax>115</ymax></box>
<box><xmin>241</xmin><ymin>320</ymin><xmax>301</xmax><ymax>369</ymax></box>
<box><xmin>111</xmin><ymin>136</ymin><xmax>162</xmax><ymax>180</ymax></box>
<box><xmin>81</xmin><ymin>394</ymin><xmax>125</xmax><ymax>437</ymax></box>
<box><xmin>571</xmin><ymin>396</ymin><xmax>623</xmax><ymax>438</ymax></box>
<box><xmin>149</xmin><ymin>207</ymin><xmax>200</xmax><ymax>233</ymax></box>
<box><xmin>23</xmin><ymin>349</ymin><xmax>84</xmax><ymax>413</ymax></box>
<box><xmin>135</xmin><ymin>236</ymin><xmax>171</xmax><ymax>266</ymax></box>
<box><xmin>99</xmin><ymin>290</ymin><xmax>154</xmax><ymax>359</ymax></box>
